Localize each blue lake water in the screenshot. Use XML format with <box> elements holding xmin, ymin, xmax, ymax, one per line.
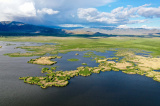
<box><xmin>0</xmin><ymin>41</ymin><xmax>160</xmax><ymax>106</ymax></box>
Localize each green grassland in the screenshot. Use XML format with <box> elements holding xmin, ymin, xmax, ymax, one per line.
<box><xmin>0</xmin><ymin>36</ymin><xmax>160</xmax><ymax>57</ymax></box>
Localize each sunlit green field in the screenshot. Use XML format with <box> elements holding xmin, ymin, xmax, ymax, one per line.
<box><xmin>1</xmin><ymin>36</ymin><xmax>160</xmax><ymax>57</ymax></box>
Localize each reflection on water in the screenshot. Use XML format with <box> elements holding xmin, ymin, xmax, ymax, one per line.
<box><xmin>0</xmin><ymin>41</ymin><xmax>160</xmax><ymax>106</ymax></box>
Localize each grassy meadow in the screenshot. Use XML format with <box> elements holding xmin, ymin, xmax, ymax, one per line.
<box><xmin>1</xmin><ymin>36</ymin><xmax>160</xmax><ymax>57</ymax></box>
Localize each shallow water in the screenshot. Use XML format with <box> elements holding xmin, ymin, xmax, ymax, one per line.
<box><xmin>0</xmin><ymin>41</ymin><xmax>160</xmax><ymax>106</ymax></box>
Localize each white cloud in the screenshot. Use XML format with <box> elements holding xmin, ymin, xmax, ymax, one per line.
<box><xmin>78</xmin><ymin>8</ymin><xmax>119</xmax><ymax>24</ymax></box>
<box><xmin>0</xmin><ymin>0</ymin><xmax>36</xmax><ymax>21</ymax></box>
<box><xmin>128</xmin><ymin>19</ymin><xmax>147</xmax><ymax>24</ymax></box>
<box><xmin>141</xmin><ymin>25</ymin><xmax>160</xmax><ymax>29</ymax></box>
<box><xmin>137</xmin><ymin>7</ymin><xmax>160</xmax><ymax>18</ymax></box>
<box><xmin>117</xmin><ymin>24</ymin><xmax>160</xmax><ymax>29</ymax></box>
<box><xmin>141</xmin><ymin>25</ymin><xmax>148</xmax><ymax>28</ymax></box>
<box><xmin>37</xmin><ymin>8</ymin><xmax>59</xmax><ymax>15</ymax></box>
<box><xmin>19</xmin><ymin>2</ymin><xmax>36</xmax><ymax>17</ymax></box>
<box><xmin>77</xmin><ymin>7</ymin><xmax>143</xmax><ymax>24</ymax></box>
<box><xmin>78</xmin><ymin>8</ymin><xmax>99</xmax><ymax>22</ymax></box>
<box><xmin>59</xmin><ymin>24</ymin><xmax>86</xmax><ymax>27</ymax></box>
<box><xmin>111</xmin><ymin>7</ymin><xmax>124</xmax><ymax>13</ymax></box>
<box><xmin>0</xmin><ymin>0</ymin><xmax>114</xmax><ymax>23</ymax></box>
<box><xmin>0</xmin><ymin>0</ymin><xmax>61</xmax><ymax>21</ymax></box>
<box><xmin>77</xmin><ymin>4</ymin><xmax>160</xmax><ymax>25</ymax></box>
<box><xmin>117</xmin><ymin>25</ymin><xmax>129</xmax><ymax>29</ymax></box>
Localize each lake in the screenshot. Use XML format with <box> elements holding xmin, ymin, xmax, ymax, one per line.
<box><xmin>0</xmin><ymin>41</ymin><xmax>160</xmax><ymax>106</ymax></box>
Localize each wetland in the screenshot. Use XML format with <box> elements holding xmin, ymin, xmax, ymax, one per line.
<box><xmin>1</xmin><ymin>36</ymin><xmax>160</xmax><ymax>106</ymax></box>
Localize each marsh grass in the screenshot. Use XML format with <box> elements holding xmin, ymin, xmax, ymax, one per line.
<box><xmin>82</xmin><ymin>63</ymin><xmax>87</xmax><ymax>65</ymax></box>
<box><xmin>67</xmin><ymin>58</ymin><xmax>79</xmax><ymax>61</ymax></box>
<box><xmin>51</xmin><ymin>66</ymin><xmax>57</xmax><ymax>70</ymax></box>
<box><xmin>2</xmin><ymin>36</ymin><xmax>160</xmax><ymax>57</ymax></box>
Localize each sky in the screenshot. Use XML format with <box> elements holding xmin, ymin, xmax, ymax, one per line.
<box><xmin>0</xmin><ymin>0</ymin><xmax>160</xmax><ymax>29</ymax></box>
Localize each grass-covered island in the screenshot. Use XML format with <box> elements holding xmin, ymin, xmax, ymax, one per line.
<box><xmin>82</xmin><ymin>63</ymin><xmax>87</xmax><ymax>65</ymax></box>
<box><xmin>28</xmin><ymin>56</ymin><xmax>62</xmax><ymax>65</ymax></box>
<box><xmin>50</xmin><ymin>66</ymin><xmax>57</xmax><ymax>70</ymax></box>
<box><xmin>75</xmin><ymin>53</ymin><xmax>79</xmax><ymax>55</ymax></box>
<box><xmin>67</xmin><ymin>58</ymin><xmax>80</xmax><ymax>61</ymax></box>
<box><xmin>1</xmin><ymin>36</ymin><xmax>160</xmax><ymax>88</ymax></box>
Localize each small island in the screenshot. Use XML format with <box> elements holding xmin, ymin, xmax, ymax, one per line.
<box><xmin>67</xmin><ymin>58</ymin><xmax>79</xmax><ymax>61</ymax></box>
<box><xmin>82</xmin><ymin>63</ymin><xmax>87</xmax><ymax>65</ymax></box>
<box><xmin>28</xmin><ymin>56</ymin><xmax>62</xmax><ymax>65</ymax></box>
<box><xmin>75</xmin><ymin>53</ymin><xmax>79</xmax><ymax>55</ymax></box>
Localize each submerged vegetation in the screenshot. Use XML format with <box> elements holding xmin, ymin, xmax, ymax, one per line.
<box><xmin>4</xmin><ymin>44</ymin><xmax>56</xmax><ymax>57</ymax></box>
<box><xmin>1</xmin><ymin>36</ymin><xmax>160</xmax><ymax>88</ymax></box>
<box><xmin>6</xmin><ymin>43</ymin><xmax>16</xmax><ymax>46</ymax></box>
<box><xmin>67</xmin><ymin>58</ymin><xmax>79</xmax><ymax>61</ymax></box>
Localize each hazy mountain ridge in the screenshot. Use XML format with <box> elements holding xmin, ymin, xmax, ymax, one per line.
<box><xmin>65</xmin><ymin>28</ymin><xmax>160</xmax><ymax>36</ymax></box>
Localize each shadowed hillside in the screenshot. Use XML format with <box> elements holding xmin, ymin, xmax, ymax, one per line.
<box><xmin>0</xmin><ymin>21</ymin><xmax>65</xmax><ymax>36</ymax></box>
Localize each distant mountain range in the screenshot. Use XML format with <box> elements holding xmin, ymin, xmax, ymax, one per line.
<box><xmin>0</xmin><ymin>21</ymin><xmax>160</xmax><ymax>36</ymax></box>
<box><xmin>0</xmin><ymin>21</ymin><xmax>65</xmax><ymax>36</ymax></box>
<box><xmin>66</xmin><ymin>28</ymin><xmax>160</xmax><ymax>36</ymax></box>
